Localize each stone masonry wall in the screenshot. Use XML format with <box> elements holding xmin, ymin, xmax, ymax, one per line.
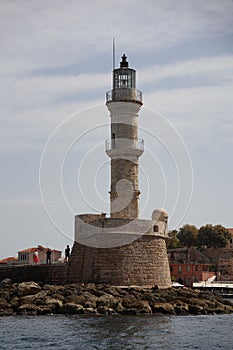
<box><xmin>110</xmin><ymin>159</ymin><xmax>139</xmax><ymax>219</ymax></box>
<box><xmin>0</xmin><ymin>264</ymin><xmax>68</xmax><ymax>285</ymax></box>
<box><xmin>68</xmin><ymin>235</ymin><xmax>171</xmax><ymax>288</ymax></box>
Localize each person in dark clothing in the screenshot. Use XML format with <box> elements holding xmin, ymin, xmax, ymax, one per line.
<box><xmin>46</xmin><ymin>248</ymin><xmax>52</xmax><ymax>265</ymax></box>
<box><xmin>64</xmin><ymin>245</ymin><xmax>70</xmax><ymax>262</ymax></box>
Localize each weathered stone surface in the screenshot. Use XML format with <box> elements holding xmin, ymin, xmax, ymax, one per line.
<box><xmin>17</xmin><ymin>282</ymin><xmax>41</xmax><ymax>297</ymax></box>
<box><xmin>0</xmin><ymin>278</ymin><xmax>13</xmax><ymax>289</ymax></box>
<box><xmin>0</xmin><ymin>281</ymin><xmax>232</xmax><ymax>316</ymax></box>
<box><xmin>71</xmin><ymin>219</ymin><xmax>171</xmax><ymax>289</ymax></box>
<box><xmin>0</xmin><ymin>297</ymin><xmax>14</xmax><ymax>315</ymax></box>
<box><xmin>83</xmin><ymin>307</ymin><xmax>97</xmax><ymax>314</ymax></box>
<box><xmin>0</xmin><ymin>297</ymin><xmax>10</xmax><ymax>309</ymax></box>
<box><xmin>66</xmin><ymin>291</ymin><xmax>98</xmax><ymax>308</ymax></box>
<box><xmin>0</xmin><ymin>307</ymin><xmax>14</xmax><ymax>316</ymax></box>
<box><xmin>136</xmin><ymin>300</ymin><xmax>152</xmax><ymax>314</ymax></box>
<box><xmin>9</xmin><ymin>296</ymin><xmax>20</xmax><ymax>310</ymax></box>
<box><xmin>20</xmin><ymin>291</ymin><xmax>48</xmax><ymax>305</ymax></box>
<box><xmin>174</xmin><ymin>301</ymin><xmax>189</xmax><ymax>315</ymax></box>
<box><xmin>17</xmin><ymin>303</ymin><xmax>42</xmax><ymax>315</ymax></box>
<box><xmin>61</xmin><ymin>303</ymin><xmax>84</xmax><ymax>314</ymax></box>
<box><xmin>97</xmin><ymin>294</ymin><xmax>120</xmax><ymax>309</ymax></box>
<box><xmin>152</xmin><ymin>302</ymin><xmax>175</xmax><ymax>315</ymax></box>
<box><xmin>122</xmin><ymin>294</ymin><xmax>138</xmax><ymax>309</ymax></box>
<box><xmin>45</xmin><ymin>297</ymin><xmax>63</xmax><ymax>311</ymax></box>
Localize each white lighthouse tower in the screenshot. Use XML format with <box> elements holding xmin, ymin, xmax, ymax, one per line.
<box><xmin>69</xmin><ymin>53</ymin><xmax>171</xmax><ymax>288</ymax></box>
<box><xmin>105</xmin><ymin>54</ymin><xmax>144</xmax><ymax>220</ymax></box>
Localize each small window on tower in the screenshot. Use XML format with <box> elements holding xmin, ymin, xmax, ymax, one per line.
<box><xmin>112</xmin><ymin>133</ymin><xmax>115</xmax><ymax>149</ymax></box>
<box><xmin>153</xmin><ymin>225</ymin><xmax>159</xmax><ymax>232</ymax></box>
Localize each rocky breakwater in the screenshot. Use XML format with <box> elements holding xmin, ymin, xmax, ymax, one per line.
<box><xmin>0</xmin><ymin>278</ymin><xmax>233</xmax><ymax>316</ymax></box>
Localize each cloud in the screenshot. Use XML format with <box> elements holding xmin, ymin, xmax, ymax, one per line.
<box><xmin>139</xmin><ymin>55</ymin><xmax>233</xmax><ymax>85</ymax></box>
<box><xmin>1</xmin><ymin>51</ymin><xmax>233</xmax><ymax>153</ymax></box>
<box><xmin>144</xmin><ymin>82</ymin><xmax>233</xmax><ymax>149</ymax></box>
<box><xmin>1</xmin><ymin>0</ymin><xmax>233</xmax><ymax>75</ymax></box>
<box><xmin>1</xmin><ymin>0</ymin><xmax>233</xmax><ymax>259</ymax></box>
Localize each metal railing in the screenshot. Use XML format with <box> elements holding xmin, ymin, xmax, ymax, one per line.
<box><xmin>106</xmin><ymin>89</ymin><xmax>142</xmax><ymax>104</ymax></box>
<box><xmin>105</xmin><ymin>138</ymin><xmax>144</xmax><ymax>152</ymax></box>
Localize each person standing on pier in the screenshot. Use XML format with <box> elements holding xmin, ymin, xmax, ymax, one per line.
<box><xmin>64</xmin><ymin>245</ymin><xmax>70</xmax><ymax>262</ymax></box>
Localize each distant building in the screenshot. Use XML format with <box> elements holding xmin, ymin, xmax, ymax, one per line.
<box><xmin>226</xmin><ymin>228</ymin><xmax>233</xmax><ymax>249</ymax></box>
<box><xmin>0</xmin><ymin>257</ymin><xmax>18</xmax><ymax>264</ymax></box>
<box><xmin>170</xmin><ymin>262</ymin><xmax>215</xmax><ymax>288</ymax></box>
<box><xmin>17</xmin><ymin>245</ymin><xmax>62</xmax><ymax>264</ymax></box>
<box><xmin>168</xmin><ymin>247</ymin><xmax>216</xmax><ymax>287</ymax></box>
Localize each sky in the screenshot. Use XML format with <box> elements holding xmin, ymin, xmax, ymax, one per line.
<box><xmin>0</xmin><ymin>0</ymin><xmax>233</xmax><ymax>259</ymax></box>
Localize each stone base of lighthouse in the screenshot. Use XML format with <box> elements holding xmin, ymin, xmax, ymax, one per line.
<box><xmin>67</xmin><ymin>211</ymin><xmax>171</xmax><ymax>288</ymax></box>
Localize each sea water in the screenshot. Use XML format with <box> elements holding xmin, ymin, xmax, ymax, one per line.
<box><xmin>0</xmin><ymin>314</ymin><xmax>233</xmax><ymax>350</ymax></box>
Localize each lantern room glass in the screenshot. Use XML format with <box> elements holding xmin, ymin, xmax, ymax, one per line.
<box><xmin>113</xmin><ymin>68</ymin><xmax>136</xmax><ymax>89</ymax></box>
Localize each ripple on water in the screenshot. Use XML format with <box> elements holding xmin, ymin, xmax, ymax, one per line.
<box><xmin>0</xmin><ymin>314</ymin><xmax>233</xmax><ymax>350</ymax></box>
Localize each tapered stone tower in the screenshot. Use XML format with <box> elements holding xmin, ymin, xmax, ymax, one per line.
<box><xmin>106</xmin><ymin>54</ymin><xmax>143</xmax><ymax>220</ymax></box>
<box><xmin>67</xmin><ymin>54</ymin><xmax>171</xmax><ymax>289</ymax></box>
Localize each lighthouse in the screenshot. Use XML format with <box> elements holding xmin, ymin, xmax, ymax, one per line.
<box><xmin>68</xmin><ymin>53</ymin><xmax>171</xmax><ymax>288</ymax></box>
<box><xmin>105</xmin><ymin>54</ymin><xmax>144</xmax><ymax>220</ymax></box>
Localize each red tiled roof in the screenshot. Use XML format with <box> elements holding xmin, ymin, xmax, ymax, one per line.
<box><xmin>18</xmin><ymin>246</ymin><xmax>46</xmax><ymax>253</ymax></box>
<box><xmin>0</xmin><ymin>257</ymin><xmax>18</xmax><ymax>264</ymax></box>
<box><xmin>18</xmin><ymin>246</ymin><xmax>62</xmax><ymax>253</ymax></box>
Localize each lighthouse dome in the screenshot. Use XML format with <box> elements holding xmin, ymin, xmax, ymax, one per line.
<box><xmin>152</xmin><ymin>208</ymin><xmax>168</xmax><ymax>222</ymax></box>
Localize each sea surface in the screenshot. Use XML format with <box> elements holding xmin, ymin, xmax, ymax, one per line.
<box><xmin>0</xmin><ymin>314</ymin><xmax>233</xmax><ymax>350</ymax></box>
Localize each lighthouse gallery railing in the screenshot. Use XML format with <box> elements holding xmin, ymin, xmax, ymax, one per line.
<box><xmin>106</xmin><ymin>89</ymin><xmax>142</xmax><ymax>104</ymax></box>
<box><xmin>105</xmin><ymin>138</ymin><xmax>144</xmax><ymax>152</ymax></box>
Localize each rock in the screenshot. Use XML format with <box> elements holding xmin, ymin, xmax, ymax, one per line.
<box><xmin>44</xmin><ymin>285</ymin><xmax>65</xmax><ymax>294</ymax></box>
<box><xmin>91</xmin><ymin>289</ymin><xmax>107</xmax><ymax>297</ymax></box>
<box><xmin>188</xmin><ymin>304</ymin><xmax>204</xmax><ymax>315</ymax></box>
<box><xmin>0</xmin><ymin>278</ymin><xmax>13</xmax><ymax>289</ymax></box>
<box><xmin>0</xmin><ymin>297</ymin><xmax>14</xmax><ymax>316</ymax></box>
<box><xmin>9</xmin><ymin>296</ymin><xmax>20</xmax><ymax>310</ymax></box>
<box><xmin>0</xmin><ymin>308</ymin><xmax>14</xmax><ymax>316</ymax></box>
<box><xmin>152</xmin><ymin>302</ymin><xmax>175</xmax><ymax>315</ymax></box>
<box><xmin>0</xmin><ymin>297</ymin><xmax>10</xmax><ymax>309</ymax></box>
<box><xmin>137</xmin><ymin>300</ymin><xmax>152</xmax><ymax>314</ymax></box>
<box><xmin>17</xmin><ymin>282</ymin><xmax>41</xmax><ymax>297</ymax></box>
<box><xmin>97</xmin><ymin>305</ymin><xmax>117</xmax><ymax>315</ymax></box>
<box><xmin>103</xmin><ymin>286</ymin><xmax>120</xmax><ymax>297</ymax></box>
<box><xmin>66</xmin><ymin>291</ymin><xmax>98</xmax><ymax>308</ymax></box>
<box><xmin>17</xmin><ymin>303</ymin><xmax>42</xmax><ymax>315</ymax></box>
<box><xmin>213</xmin><ymin>301</ymin><xmax>232</xmax><ymax>314</ymax></box>
<box><xmin>0</xmin><ymin>290</ymin><xmax>12</xmax><ymax>302</ymax></box>
<box><xmin>83</xmin><ymin>307</ymin><xmax>97</xmax><ymax>314</ymax></box>
<box><xmin>45</xmin><ymin>297</ymin><xmax>63</xmax><ymax>312</ymax></box>
<box><xmin>174</xmin><ymin>301</ymin><xmax>189</xmax><ymax>315</ymax></box>
<box><xmin>177</xmin><ymin>288</ymin><xmax>199</xmax><ymax>299</ymax></box>
<box><xmin>121</xmin><ymin>295</ymin><xmax>152</xmax><ymax>314</ymax></box>
<box><xmin>96</xmin><ymin>294</ymin><xmax>120</xmax><ymax>309</ymax></box>
<box><xmin>121</xmin><ymin>308</ymin><xmax>137</xmax><ymax>315</ymax></box>
<box><xmin>0</xmin><ymin>282</ymin><xmax>232</xmax><ymax>317</ymax></box>
<box><xmin>61</xmin><ymin>303</ymin><xmax>84</xmax><ymax>314</ymax></box>
<box><xmin>122</xmin><ymin>295</ymin><xmax>138</xmax><ymax>309</ymax></box>
<box><xmin>20</xmin><ymin>290</ymin><xmax>49</xmax><ymax>306</ymax></box>
<box><xmin>223</xmin><ymin>304</ymin><xmax>233</xmax><ymax>314</ymax></box>
<box><xmin>115</xmin><ymin>287</ymin><xmax>128</xmax><ymax>296</ymax></box>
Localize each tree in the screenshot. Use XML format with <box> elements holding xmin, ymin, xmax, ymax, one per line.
<box><xmin>197</xmin><ymin>224</ymin><xmax>231</xmax><ymax>248</ymax></box>
<box><xmin>167</xmin><ymin>229</ymin><xmax>180</xmax><ymax>249</ymax></box>
<box><xmin>177</xmin><ymin>224</ymin><xmax>198</xmax><ymax>248</ymax></box>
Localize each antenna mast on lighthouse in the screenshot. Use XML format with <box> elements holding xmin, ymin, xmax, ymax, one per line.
<box><xmin>112</xmin><ymin>38</ymin><xmax>115</xmax><ymax>70</ymax></box>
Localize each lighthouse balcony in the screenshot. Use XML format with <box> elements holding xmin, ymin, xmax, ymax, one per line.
<box><xmin>105</xmin><ymin>138</ymin><xmax>144</xmax><ymax>159</ymax></box>
<box><xmin>106</xmin><ymin>89</ymin><xmax>142</xmax><ymax>104</ymax></box>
